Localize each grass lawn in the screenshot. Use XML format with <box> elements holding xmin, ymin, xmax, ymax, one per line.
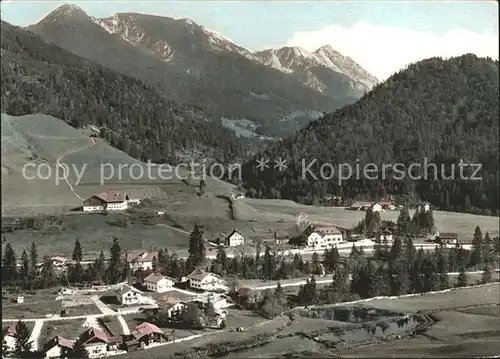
<box><xmin>99</xmin><ymin>316</ymin><xmax>124</xmax><ymax>336</ymax></box>
<box><xmin>38</xmin><ymin>319</ymin><xmax>86</xmax><ymax>344</ymax></box>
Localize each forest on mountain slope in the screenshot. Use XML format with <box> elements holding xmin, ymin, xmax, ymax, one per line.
<box><xmin>0</xmin><ymin>21</ymin><xmax>245</xmax><ymax>164</ymax></box>
<box><xmin>242</xmin><ymin>54</ymin><xmax>499</xmax><ymax>215</ymax></box>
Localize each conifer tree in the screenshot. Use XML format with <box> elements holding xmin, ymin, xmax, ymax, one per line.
<box><xmin>396</xmin><ymin>206</ymin><xmax>412</xmax><ymax>236</ymax></box>
<box><xmin>72</xmin><ymin>238</ymin><xmax>83</xmax><ymax>262</ymax></box>
<box><xmin>2</xmin><ymin>243</ymin><xmax>17</xmax><ymax>283</ymax></box>
<box><xmin>470</xmin><ymin>226</ymin><xmax>483</xmax><ymax>267</ymax></box>
<box><xmin>14</xmin><ymin>320</ymin><xmax>32</xmax><ymax>357</ymax></box>
<box><xmin>456</xmin><ymin>265</ymin><xmax>468</xmax><ymax>287</ymax></box>
<box><xmin>107</xmin><ymin>238</ymin><xmax>123</xmax><ymax>284</ymax></box>
<box><xmin>187</xmin><ymin>225</ymin><xmax>206</xmax><ymax>272</ymax></box>
<box><xmin>68</xmin><ymin>339</ymin><xmax>89</xmax><ymax>358</ymax></box>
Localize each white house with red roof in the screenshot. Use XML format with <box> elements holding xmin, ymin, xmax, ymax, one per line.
<box><xmin>82</xmin><ymin>190</ymin><xmax>141</xmax><ymax>212</ymax></box>
<box><xmin>42</xmin><ymin>336</ymin><xmax>74</xmax><ymax>358</ymax></box>
<box><xmin>307</xmin><ymin>226</ymin><xmax>344</xmax><ymax>248</ymax></box>
<box><xmin>143</xmin><ymin>273</ymin><xmax>176</xmax><ymax>293</ymax></box>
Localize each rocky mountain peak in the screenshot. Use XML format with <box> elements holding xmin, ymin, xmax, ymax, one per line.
<box><xmin>41</xmin><ymin>4</ymin><xmax>89</xmax><ymax>23</ymax></box>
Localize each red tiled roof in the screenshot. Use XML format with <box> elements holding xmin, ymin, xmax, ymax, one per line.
<box><xmin>131</xmin><ymin>322</ymin><xmax>163</xmax><ymax>340</ymax></box>
<box><xmin>79</xmin><ymin>327</ymin><xmax>109</xmax><ymax>344</ymax></box>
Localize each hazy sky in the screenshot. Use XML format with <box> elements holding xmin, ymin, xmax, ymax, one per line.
<box><xmin>1</xmin><ymin>1</ymin><xmax>498</xmax><ymax>80</ymax></box>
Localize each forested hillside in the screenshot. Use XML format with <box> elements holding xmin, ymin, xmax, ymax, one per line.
<box><xmin>0</xmin><ymin>21</ymin><xmax>244</xmax><ymax>164</ymax></box>
<box><xmin>242</xmin><ymin>54</ymin><xmax>499</xmax><ymax>215</ymax></box>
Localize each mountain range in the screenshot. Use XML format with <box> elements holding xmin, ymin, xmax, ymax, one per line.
<box><xmin>27</xmin><ymin>4</ymin><xmax>378</xmax><ymax>136</ymax></box>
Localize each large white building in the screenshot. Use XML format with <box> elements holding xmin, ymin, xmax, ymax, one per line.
<box><xmin>187</xmin><ymin>269</ymin><xmax>228</xmax><ymax>292</ymax></box>
<box><xmin>307</xmin><ymin>226</ymin><xmax>344</xmax><ymax>248</ymax></box>
<box><xmin>224</xmin><ymin>229</ymin><xmax>244</xmax><ymax>247</ymax></box>
<box><xmin>82</xmin><ymin>190</ymin><xmax>141</xmax><ymax>212</ymax></box>
<box><xmin>143</xmin><ymin>273</ymin><xmax>176</xmax><ymax>293</ymax></box>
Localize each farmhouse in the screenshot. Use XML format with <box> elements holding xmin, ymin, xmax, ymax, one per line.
<box><xmin>78</xmin><ymin>328</ymin><xmax>111</xmax><ymax>358</ymax></box>
<box><xmin>187</xmin><ymin>269</ymin><xmax>227</xmax><ymax>291</ymax></box>
<box><xmin>273</xmin><ymin>231</ymin><xmax>289</xmax><ymax>245</ymax></box>
<box><xmin>191</xmin><ymin>292</ymin><xmax>234</xmax><ymax>310</ymax></box>
<box><xmin>307</xmin><ymin>226</ymin><xmax>344</xmax><ymax>248</ymax></box>
<box><xmin>130</xmin><ymin>323</ymin><xmax>164</xmax><ymax>347</ymax></box>
<box><xmin>2</xmin><ymin>326</ymin><xmax>16</xmax><ymax>352</ymax></box>
<box><xmin>348</xmin><ymin>201</ymin><xmax>373</xmax><ymax>211</ymax></box>
<box><xmin>82</xmin><ymin>190</ymin><xmax>141</xmax><ymax>212</ymax></box>
<box><xmin>127</xmin><ymin>251</ymin><xmax>157</xmax><ymax>271</ymax></box>
<box><xmin>224</xmin><ymin>229</ymin><xmax>244</xmax><ymax>247</ymax></box>
<box><xmin>42</xmin><ymin>336</ymin><xmax>74</xmax><ymax>359</ymax></box>
<box><xmin>437</xmin><ymin>232</ymin><xmax>459</xmax><ymax>244</ymax></box>
<box><xmin>115</xmin><ymin>284</ymin><xmax>146</xmax><ymax>305</ymax></box>
<box><xmin>378</xmin><ymin>229</ymin><xmax>394</xmax><ymax>243</ymax></box>
<box><xmin>143</xmin><ymin>273</ymin><xmax>176</xmax><ymax>293</ymax></box>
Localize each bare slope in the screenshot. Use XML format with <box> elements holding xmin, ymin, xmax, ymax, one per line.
<box><xmin>1</xmin><ymin>113</ymin><xmax>236</xmax><ymax>215</ymax></box>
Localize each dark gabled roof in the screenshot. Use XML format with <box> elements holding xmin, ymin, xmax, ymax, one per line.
<box><xmin>78</xmin><ymin>327</ymin><xmax>108</xmax><ymax>344</ymax></box>
<box><xmin>42</xmin><ymin>336</ymin><xmax>75</xmax><ymax>352</ymax></box>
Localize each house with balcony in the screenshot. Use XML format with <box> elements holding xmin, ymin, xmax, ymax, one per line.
<box><xmin>187</xmin><ymin>269</ymin><xmax>227</xmax><ymax>292</ymax></box>
<box><xmin>143</xmin><ymin>274</ymin><xmax>176</xmax><ymax>293</ymax></box>
<box><xmin>306</xmin><ymin>226</ymin><xmax>344</xmax><ymax>248</ymax></box>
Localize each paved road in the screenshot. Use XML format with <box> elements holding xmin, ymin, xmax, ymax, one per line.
<box><xmin>27</xmin><ymin>319</ymin><xmax>43</xmax><ymax>351</ymax></box>
<box><xmin>240</xmin><ymin>270</ymin><xmax>496</xmax><ymax>290</ymax></box>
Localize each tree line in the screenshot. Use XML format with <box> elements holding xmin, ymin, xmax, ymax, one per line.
<box><xmin>2</xmin><ymin>217</ymin><xmax>498</xmax><ymax>293</ymax></box>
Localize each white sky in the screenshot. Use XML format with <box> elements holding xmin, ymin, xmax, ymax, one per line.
<box><xmin>286</xmin><ymin>21</ymin><xmax>499</xmax><ymax>80</ymax></box>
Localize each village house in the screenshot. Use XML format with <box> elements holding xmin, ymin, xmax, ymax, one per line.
<box><xmin>78</xmin><ymin>327</ymin><xmax>116</xmax><ymax>358</ymax></box>
<box><xmin>436</xmin><ymin>232</ymin><xmax>459</xmax><ymax>245</ymax></box>
<box><xmin>378</xmin><ymin>229</ymin><xmax>394</xmax><ymax>243</ymax></box>
<box><xmin>127</xmin><ymin>251</ymin><xmax>157</xmax><ymax>271</ymax></box>
<box><xmin>273</xmin><ymin>231</ymin><xmax>289</xmax><ymax>245</ymax></box>
<box><xmin>115</xmin><ymin>284</ymin><xmax>146</xmax><ymax>306</ymax></box>
<box><xmin>41</xmin><ymin>336</ymin><xmax>74</xmax><ymax>359</ymax></box>
<box><xmin>82</xmin><ymin>191</ymin><xmax>141</xmax><ymax>212</ymax></box>
<box><xmin>163</xmin><ymin>300</ymin><xmax>187</xmax><ymax>319</ymax></box>
<box><xmin>348</xmin><ymin>201</ymin><xmax>373</xmax><ymax>211</ymax></box>
<box><xmin>224</xmin><ymin>229</ymin><xmax>245</xmax><ymax>247</ymax></box>
<box><xmin>379</xmin><ymin>200</ymin><xmax>396</xmax><ymax>210</ymax></box>
<box><xmin>234</xmin><ymin>287</ymin><xmax>261</xmax><ymax>306</ymax></box>
<box><xmin>143</xmin><ymin>273</ymin><xmax>176</xmax><ymax>293</ymax></box>
<box><xmin>190</xmin><ymin>292</ymin><xmax>234</xmax><ymax>310</ymax></box>
<box><xmin>130</xmin><ymin>323</ymin><xmax>164</xmax><ymax>348</ymax></box>
<box><xmin>187</xmin><ymin>269</ymin><xmax>228</xmax><ymax>292</ymax></box>
<box><xmin>307</xmin><ymin>226</ymin><xmax>344</xmax><ymax>248</ymax></box>
<box><xmin>2</xmin><ymin>326</ymin><xmax>17</xmax><ymax>353</ymax></box>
